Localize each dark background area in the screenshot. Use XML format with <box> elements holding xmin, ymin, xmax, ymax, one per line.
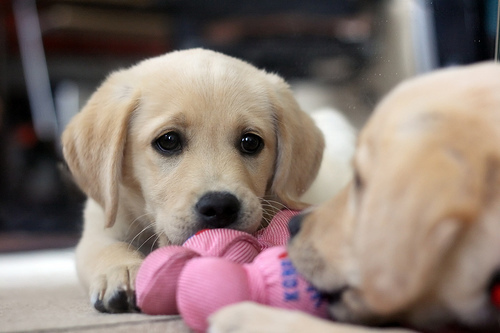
<box><xmin>0</xmin><ymin>0</ymin><xmax>496</xmax><ymax>251</ymax></box>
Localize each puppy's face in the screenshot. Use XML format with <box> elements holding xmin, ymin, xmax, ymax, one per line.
<box><xmin>126</xmin><ymin>66</ymin><xmax>277</xmax><ymax>244</ymax></box>
<box><xmin>63</xmin><ymin>49</ymin><xmax>324</xmax><ymax>246</ymax></box>
<box><xmin>289</xmin><ymin>63</ymin><xmax>500</xmax><ymax>330</ymax></box>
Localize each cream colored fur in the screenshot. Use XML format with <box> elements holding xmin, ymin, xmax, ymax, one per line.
<box><xmin>210</xmin><ymin>63</ymin><xmax>500</xmax><ymax>332</ymax></box>
<box><xmin>62</xmin><ymin>49</ymin><xmax>325</xmax><ymax>312</ymax></box>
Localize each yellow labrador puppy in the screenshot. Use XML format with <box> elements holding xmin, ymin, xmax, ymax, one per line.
<box><xmin>62</xmin><ymin>49</ymin><xmax>324</xmax><ymax>313</ymax></box>
<box><xmin>210</xmin><ymin>62</ymin><xmax>500</xmax><ymax>333</ymax></box>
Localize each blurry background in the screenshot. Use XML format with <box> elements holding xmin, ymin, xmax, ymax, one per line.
<box><xmin>0</xmin><ymin>0</ymin><xmax>497</xmax><ymax>252</ymax></box>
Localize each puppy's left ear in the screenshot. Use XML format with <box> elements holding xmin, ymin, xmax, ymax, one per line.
<box><xmin>267</xmin><ymin>74</ymin><xmax>325</xmax><ymax>210</ymax></box>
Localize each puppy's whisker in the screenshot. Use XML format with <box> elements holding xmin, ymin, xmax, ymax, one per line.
<box><xmin>128</xmin><ymin>223</ymin><xmax>156</xmax><ymax>251</ymax></box>
<box><xmin>259</xmin><ymin>198</ymin><xmax>292</xmax><ymax>214</ymax></box>
<box><xmin>263</xmin><ymin>199</ymin><xmax>292</xmax><ymax>211</ymax></box>
<box><xmin>125</xmin><ymin>212</ymin><xmax>155</xmax><ymax>239</ymax></box>
<box><xmin>150</xmin><ymin>232</ymin><xmax>164</xmax><ymax>253</ymax></box>
<box><xmin>260</xmin><ymin>205</ymin><xmax>282</xmax><ymax>216</ymax></box>
<box><xmin>261</xmin><ymin>217</ymin><xmax>272</xmax><ymax>228</ymax></box>
<box><xmin>258</xmin><ymin>198</ymin><xmax>286</xmax><ymax>228</ymax></box>
<box><xmin>135</xmin><ymin>231</ymin><xmax>159</xmax><ymax>254</ymax></box>
<box><xmin>259</xmin><ymin>201</ymin><xmax>281</xmax><ymax>209</ymax></box>
<box><xmin>130</xmin><ymin>212</ymin><xmax>154</xmax><ymax>225</ymax></box>
<box><xmin>259</xmin><ymin>197</ymin><xmax>288</xmax><ymax>208</ymax></box>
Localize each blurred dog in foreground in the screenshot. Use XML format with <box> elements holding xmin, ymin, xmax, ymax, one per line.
<box><xmin>210</xmin><ymin>62</ymin><xmax>500</xmax><ymax>333</ymax></box>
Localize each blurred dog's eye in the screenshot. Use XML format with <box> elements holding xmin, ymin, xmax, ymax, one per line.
<box><xmin>354</xmin><ymin>170</ymin><xmax>364</xmax><ymax>191</ymax></box>
<box><xmin>240</xmin><ymin>133</ymin><xmax>263</xmax><ymax>155</ymax></box>
<box><xmin>154</xmin><ymin>131</ymin><xmax>182</xmax><ymax>154</ymax></box>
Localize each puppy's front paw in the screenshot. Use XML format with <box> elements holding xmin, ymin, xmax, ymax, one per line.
<box><xmin>89</xmin><ymin>264</ymin><xmax>141</xmax><ymax>313</ymax></box>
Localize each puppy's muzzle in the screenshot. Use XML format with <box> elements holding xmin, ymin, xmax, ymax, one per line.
<box><xmin>196</xmin><ymin>191</ymin><xmax>240</xmax><ymax>228</ymax></box>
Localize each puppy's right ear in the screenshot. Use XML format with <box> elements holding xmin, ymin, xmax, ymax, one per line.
<box><xmin>62</xmin><ymin>70</ymin><xmax>139</xmax><ymax>228</ymax></box>
<box><xmin>266</xmin><ymin>74</ymin><xmax>325</xmax><ymax>210</ymax></box>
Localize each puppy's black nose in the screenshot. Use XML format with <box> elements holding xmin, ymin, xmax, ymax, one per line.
<box><xmin>288</xmin><ymin>214</ymin><xmax>305</xmax><ymax>237</ymax></box>
<box><xmin>196</xmin><ymin>192</ymin><xmax>240</xmax><ymax>228</ymax></box>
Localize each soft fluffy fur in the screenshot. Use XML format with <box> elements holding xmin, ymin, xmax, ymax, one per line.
<box><xmin>210</xmin><ymin>62</ymin><xmax>500</xmax><ymax>333</ymax></box>
<box><xmin>62</xmin><ymin>49</ymin><xmax>325</xmax><ymax>313</ymax></box>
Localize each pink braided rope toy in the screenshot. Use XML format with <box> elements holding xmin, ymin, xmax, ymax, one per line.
<box><xmin>135</xmin><ymin>210</ymin><xmax>328</xmax><ymax>332</ymax></box>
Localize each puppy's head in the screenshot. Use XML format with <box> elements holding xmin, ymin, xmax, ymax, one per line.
<box><xmin>62</xmin><ymin>49</ymin><xmax>323</xmax><ymax>245</ymax></box>
<box><xmin>289</xmin><ymin>62</ymin><xmax>500</xmax><ymax>330</ymax></box>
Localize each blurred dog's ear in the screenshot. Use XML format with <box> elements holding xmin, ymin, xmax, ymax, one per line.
<box><xmin>62</xmin><ymin>70</ymin><xmax>139</xmax><ymax>228</ymax></box>
<box><xmin>266</xmin><ymin>74</ymin><xmax>325</xmax><ymax>210</ymax></box>
<box><xmin>358</xmin><ymin>151</ymin><xmax>482</xmax><ymax>315</ymax></box>
<box><xmin>362</xmin><ymin>217</ymin><xmax>463</xmax><ymax>316</ymax></box>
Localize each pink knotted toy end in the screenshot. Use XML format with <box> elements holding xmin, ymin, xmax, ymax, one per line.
<box><xmin>136</xmin><ymin>246</ymin><xmax>199</xmax><ymax>315</ymax></box>
<box><xmin>178</xmin><ymin>258</ymin><xmax>252</xmax><ymax>332</ymax></box>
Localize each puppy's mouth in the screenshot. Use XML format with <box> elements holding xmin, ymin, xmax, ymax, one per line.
<box><xmin>320</xmin><ymin>287</ymin><xmax>347</xmax><ymax>305</ymax></box>
<box><xmin>193</xmin><ymin>190</ymin><xmax>263</xmax><ymax>234</ymax></box>
<box><xmin>157</xmin><ymin>190</ymin><xmax>264</xmax><ymax>246</ymax></box>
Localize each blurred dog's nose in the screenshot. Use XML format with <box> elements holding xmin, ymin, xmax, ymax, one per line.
<box><xmin>288</xmin><ymin>214</ymin><xmax>305</xmax><ymax>237</ymax></box>
<box><xmin>196</xmin><ymin>192</ymin><xmax>240</xmax><ymax>228</ymax></box>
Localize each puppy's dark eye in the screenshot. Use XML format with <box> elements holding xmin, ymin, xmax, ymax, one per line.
<box><xmin>240</xmin><ymin>133</ymin><xmax>263</xmax><ymax>155</ymax></box>
<box><xmin>154</xmin><ymin>131</ymin><xmax>182</xmax><ymax>154</ymax></box>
